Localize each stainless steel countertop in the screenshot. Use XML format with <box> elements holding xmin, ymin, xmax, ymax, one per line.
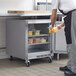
<box><xmin>0</xmin><ymin>13</ymin><xmax>62</xmax><ymax>17</ymax></box>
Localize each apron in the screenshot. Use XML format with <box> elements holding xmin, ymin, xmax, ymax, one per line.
<box><xmin>59</xmin><ymin>9</ymin><xmax>76</xmax><ymax>44</ymax></box>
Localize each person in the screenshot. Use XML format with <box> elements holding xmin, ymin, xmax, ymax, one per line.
<box><xmin>51</xmin><ymin>0</ymin><xmax>76</xmax><ymax>76</ymax></box>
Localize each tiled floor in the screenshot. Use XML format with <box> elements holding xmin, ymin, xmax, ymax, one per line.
<box><xmin>0</xmin><ymin>58</ymin><xmax>68</xmax><ymax>76</ymax></box>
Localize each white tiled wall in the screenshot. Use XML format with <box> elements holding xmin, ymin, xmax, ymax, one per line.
<box><xmin>0</xmin><ymin>17</ymin><xmax>7</xmax><ymax>59</ymax></box>
<box><xmin>0</xmin><ymin>0</ymin><xmax>34</xmax><ymax>59</ymax></box>
<box><xmin>0</xmin><ymin>0</ymin><xmax>34</xmax><ymax>15</ymax></box>
<box><xmin>0</xmin><ymin>49</ymin><xmax>8</xmax><ymax>59</ymax></box>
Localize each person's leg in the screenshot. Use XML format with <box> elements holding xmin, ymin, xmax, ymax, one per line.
<box><xmin>63</xmin><ymin>12</ymin><xmax>72</xmax><ymax>70</ymax></box>
<box><xmin>59</xmin><ymin>44</ymin><xmax>71</xmax><ymax>71</ymax></box>
<box><xmin>64</xmin><ymin>11</ymin><xmax>76</xmax><ymax>76</ymax></box>
<box><xmin>59</xmin><ymin>13</ymin><xmax>72</xmax><ymax>71</ymax></box>
<box><xmin>67</xmin><ymin>44</ymin><xmax>72</xmax><ymax>70</ymax></box>
<box><xmin>64</xmin><ymin>39</ymin><xmax>76</xmax><ymax>76</ymax></box>
<box><xmin>70</xmin><ymin>10</ymin><xmax>76</xmax><ymax>73</ymax></box>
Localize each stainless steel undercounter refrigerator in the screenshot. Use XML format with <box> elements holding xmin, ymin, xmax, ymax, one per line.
<box><xmin>6</xmin><ymin>15</ymin><xmax>54</xmax><ymax>66</ymax></box>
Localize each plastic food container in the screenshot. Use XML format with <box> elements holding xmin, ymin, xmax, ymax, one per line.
<box><xmin>28</xmin><ymin>31</ymin><xmax>32</xmax><ymax>36</ymax></box>
<box><xmin>28</xmin><ymin>39</ymin><xmax>33</xmax><ymax>44</ymax></box>
<box><xmin>33</xmin><ymin>30</ymin><xmax>40</xmax><ymax>35</ymax></box>
<box><xmin>33</xmin><ymin>38</ymin><xmax>40</xmax><ymax>43</ymax></box>
<box><xmin>49</xmin><ymin>27</ymin><xmax>58</xmax><ymax>33</ymax></box>
<box><xmin>40</xmin><ymin>38</ymin><xmax>46</xmax><ymax>43</ymax></box>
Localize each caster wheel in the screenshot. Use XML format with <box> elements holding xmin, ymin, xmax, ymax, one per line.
<box><xmin>26</xmin><ymin>61</ymin><xmax>30</xmax><ymax>67</ymax></box>
<box><xmin>48</xmin><ymin>57</ymin><xmax>52</xmax><ymax>63</ymax></box>
<box><xmin>9</xmin><ymin>56</ymin><xmax>13</xmax><ymax>61</ymax></box>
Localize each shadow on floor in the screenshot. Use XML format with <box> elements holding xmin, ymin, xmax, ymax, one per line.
<box><xmin>0</xmin><ymin>54</ymin><xmax>68</xmax><ymax>69</ymax></box>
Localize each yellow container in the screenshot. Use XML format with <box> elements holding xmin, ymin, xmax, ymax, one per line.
<box><xmin>28</xmin><ymin>31</ymin><xmax>32</xmax><ymax>36</ymax></box>
<box><xmin>49</xmin><ymin>27</ymin><xmax>58</xmax><ymax>33</ymax></box>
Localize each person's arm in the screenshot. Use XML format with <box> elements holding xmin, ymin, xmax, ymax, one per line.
<box><xmin>60</xmin><ymin>22</ymin><xmax>64</xmax><ymax>27</ymax></box>
<box><xmin>51</xmin><ymin>9</ymin><xmax>57</xmax><ymax>28</ymax></box>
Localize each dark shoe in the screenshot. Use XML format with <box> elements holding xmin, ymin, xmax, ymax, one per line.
<box><xmin>64</xmin><ymin>70</ymin><xmax>76</xmax><ymax>76</ymax></box>
<box><xmin>59</xmin><ymin>66</ymin><xmax>70</xmax><ymax>71</ymax></box>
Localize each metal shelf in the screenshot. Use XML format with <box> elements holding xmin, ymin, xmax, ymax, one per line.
<box><xmin>27</xmin><ymin>19</ymin><xmax>51</xmax><ymax>24</ymax></box>
<box><xmin>28</xmin><ymin>50</ymin><xmax>50</xmax><ymax>53</ymax></box>
<box><xmin>28</xmin><ymin>42</ymin><xmax>49</xmax><ymax>46</ymax></box>
<box><xmin>28</xmin><ymin>34</ymin><xmax>49</xmax><ymax>37</ymax></box>
<box><xmin>20</xmin><ymin>13</ymin><xmax>52</xmax><ymax>17</ymax></box>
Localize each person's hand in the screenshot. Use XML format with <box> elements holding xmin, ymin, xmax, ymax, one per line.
<box><xmin>57</xmin><ymin>25</ymin><xmax>62</xmax><ymax>30</ymax></box>
<box><xmin>49</xmin><ymin>25</ymin><xmax>54</xmax><ymax>30</ymax></box>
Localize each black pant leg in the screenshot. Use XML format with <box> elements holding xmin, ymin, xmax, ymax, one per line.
<box><xmin>64</xmin><ymin>12</ymin><xmax>72</xmax><ymax>44</ymax></box>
